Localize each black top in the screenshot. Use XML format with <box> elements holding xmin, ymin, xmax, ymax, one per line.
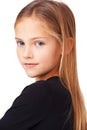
<box><xmin>0</xmin><ymin>76</ymin><xmax>73</xmax><ymax>130</ymax></box>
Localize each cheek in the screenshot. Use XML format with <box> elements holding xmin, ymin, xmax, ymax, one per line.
<box><xmin>49</xmin><ymin>50</ymin><xmax>61</xmax><ymax>67</ymax></box>
<box><xmin>37</xmin><ymin>49</ymin><xmax>61</xmax><ymax>65</ymax></box>
<box><xmin>16</xmin><ymin>48</ymin><xmax>20</xmax><ymax>58</ymax></box>
<box><xmin>16</xmin><ymin>48</ymin><xmax>22</xmax><ymax>62</ymax></box>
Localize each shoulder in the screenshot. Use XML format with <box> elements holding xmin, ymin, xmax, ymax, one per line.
<box><xmin>20</xmin><ymin>76</ymin><xmax>71</xmax><ymax>104</ymax></box>
<box><xmin>22</xmin><ymin>77</ymin><xmax>70</xmax><ymax>101</ymax></box>
<box><xmin>44</xmin><ymin>76</ymin><xmax>72</xmax><ymax>102</ymax></box>
<box><xmin>20</xmin><ymin>80</ymin><xmax>50</xmax><ymax>103</ymax></box>
<box><xmin>22</xmin><ymin>79</ymin><xmax>49</xmax><ymax>95</ymax></box>
<box><xmin>46</xmin><ymin>76</ymin><xmax>72</xmax><ymax>109</ymax></box>
<box><xmin>12</xmin><ymin>80</ymin><xmax>50</xmax><ymax>109</ymax></box>
<box><xmin>13</xmin><ymin>76</ymin><xmax>72</xmax><ymax>112</ymax></box>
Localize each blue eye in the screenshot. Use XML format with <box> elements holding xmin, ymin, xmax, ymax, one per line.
<box><xmin>36</xmin><ymin>41</ymin><xmax>44</xmax><ymax>46</ymax></box>
<box><xmin>17</xmin><ymin>41</ymin><xmax>25</xmax><ymax>46</ymax></box>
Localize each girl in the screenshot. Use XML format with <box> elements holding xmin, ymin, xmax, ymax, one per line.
<box><xmin>0</xmin><ymin>0</ymin><xmax>86</xmax><ymax>130</ymax></box>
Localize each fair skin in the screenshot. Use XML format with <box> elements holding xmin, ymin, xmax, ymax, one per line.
<box><xmin>15</xmin><ymin>16</ymin><xmax>61</xmax><ymax>81</ymax></box>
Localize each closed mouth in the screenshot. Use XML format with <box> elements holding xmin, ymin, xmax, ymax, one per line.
<box><xmin>23</xmin><ymin>63</ymin><xmax>39</xmax><ymax>67</ymax></box>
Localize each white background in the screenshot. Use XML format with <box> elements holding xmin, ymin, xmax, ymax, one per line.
<box><xmin>0</xmin><ymin>0</ymin><xmax>87</xmax><ymax>118</ymax></box>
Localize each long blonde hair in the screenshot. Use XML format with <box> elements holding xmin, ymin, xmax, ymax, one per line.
<box><xmin>14</xmin><ymin>0</ymin><xmax>87</xmax><ymax>129</ymax></box>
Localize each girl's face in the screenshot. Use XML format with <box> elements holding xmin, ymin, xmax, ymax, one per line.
<box><xmin>15</xmin><ymin>16</ymin><xmax>61</xmax><ymax>81</ymax></box>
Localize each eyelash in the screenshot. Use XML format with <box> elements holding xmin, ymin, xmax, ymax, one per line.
<box><xmin>17</xmin><ymin>41</ymin><xmax>25</xmax><ymax>46</ymax></box>
<box><xmin>16</xmin><ymin>41</ymin><xmax>45</xmax><ymax>47</ymax></box>
<box><xmin>35</xmin><ymin>41</ymin><xmax>45</xmax><ymax>46</ymax></box>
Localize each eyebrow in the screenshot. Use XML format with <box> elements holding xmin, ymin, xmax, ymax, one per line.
<box><xmin>15</xmin><ymin>37</ymin><xmax>48</xmax><ymax>41</ymax></box>
<box><xmin>15</xmin><ymin>37</ymin><xmax>22</xmax><ymax>40</ymax></box>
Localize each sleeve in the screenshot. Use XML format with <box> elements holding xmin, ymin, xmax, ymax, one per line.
<box><xmin>0</xmin><ymin>81</ymin><xmax>51</xmax><ymax>130</ymax></box>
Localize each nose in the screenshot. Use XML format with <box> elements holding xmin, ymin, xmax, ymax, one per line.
<box><xmin>23</xmin><ymin>45</ymin><xmax>33</xmax><ymax>58</ymax></box>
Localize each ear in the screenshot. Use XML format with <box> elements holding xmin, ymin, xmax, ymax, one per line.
<box><xmin>65</xmin><ymin>37</ymin><xmax>74</xmax><ymax>55</ymax></box>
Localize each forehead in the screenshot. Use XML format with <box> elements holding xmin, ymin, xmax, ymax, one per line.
<box><xmin>15</xmin><ymin>16</ymin><xmax>53</xmax><ymax>36</ymax></box>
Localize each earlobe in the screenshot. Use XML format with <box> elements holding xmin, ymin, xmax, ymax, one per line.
<box><xmin>65</xmin><ymin>37</ymin><xmax>74</xmax><ymax>55</ymax></box>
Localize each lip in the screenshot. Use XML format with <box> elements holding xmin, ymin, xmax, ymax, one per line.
<box><xmin>23</xmin><ymin>63</ymin><xmax>39</xmax><ymax>68</ymax></box>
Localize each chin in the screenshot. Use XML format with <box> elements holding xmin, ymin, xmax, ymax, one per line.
<box><xmin>26</xmin><ymin>72</ymin><xmax>37</xmax><ymax>78</ymax></box>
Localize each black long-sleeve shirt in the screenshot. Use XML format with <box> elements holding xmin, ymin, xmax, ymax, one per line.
<box><xmin>0</xmin><ymin>76</ymin><xmax>73</xmax><ymax>130</ymax></box>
